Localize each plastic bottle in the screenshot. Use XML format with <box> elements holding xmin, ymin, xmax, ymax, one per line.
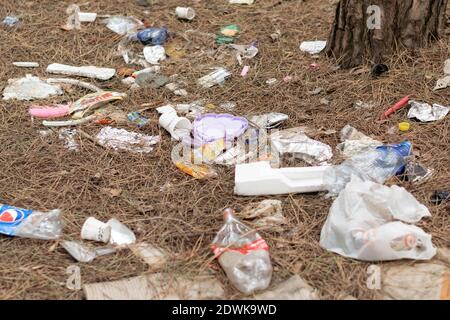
<box><xmin>0</xmin><ymin>204</ymin><xmax>64</xmax><ymax>240</ymax></box>
<box><xmin>211</xmin><ymin>208</ymin><xmax>272</xmax><ymax>295</ymax></box>
<box><xmin>324</xmin><ymin>141</ymin><xmax>412</xmax><ymax>195</ymax></box>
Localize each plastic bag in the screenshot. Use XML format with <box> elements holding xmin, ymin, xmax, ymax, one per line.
<box><xmin>103</xmin><ymin>16</ymin><xmax>143</xmax><ymax>35</ymax></box>
<box><xmin>211</xmin><ymin>208</ymin><xmax>272</xmax><ymax>295</ymax></box>
<box><xmin>0</xmin><ymin>204</ymin><xmax>63</xmax><ymax>240</ymax></box>
<box><xmin>319</xmin><ymin>177</ymin><xmax>436</xmax><ymax>261</ymax></box>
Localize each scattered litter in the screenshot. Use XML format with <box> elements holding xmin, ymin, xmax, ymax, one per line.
<box><xmin>219</xmin><ymin>101</ymin><xmax>236</xmax><ymax>111</ymax></box>
<box><xmin>0</xmin><ymin>204</ymin><xmax>63</xmax><ymax>240</ymax></box>
<box><xmin>380</xmin><ymin>95</ymin><xmax>410</xmax><ymax>120</ymax></box>
<box><xmin>444</xmin><ymin>59</ymin><xmax>450</xmax><ymax>74</ymax></box>
<box><xmin>216</xmin><ymin>24</ymin><xmax>240</xmax><ymax>44</ymax></box>
<box><xmin>319</xmin><ymin>98</ymin><xmax>329</xmax><ymax>105</ymax></box>
<box><xmin>324</xmin><ymin>140</ymin><xmax>412</xmax><ymax>195</ymax></box>
<box><xmin>270</xmin><ymin>30</ymin><xmax>281</xmax><ymax>41</ymax></box>
<box><xmin>371</xmin><ymin>63</ymin><xmax>389</xmax><ymax>77</ymax></box>
<box><xmin>103</xmin><ymin>16</ymin><xmax>142</xmax><ymax>35</ymax></box>
<box><xmin>107</xmin><ymin>218</ymin><xmax>136</xmax><ymax>246</ymax></box>
<box><xmin>165</xmin><ymin>82</ymin><xmax>188</xmax><ymax>96</ymax></box>
<box><xmin>299</xmin><ymin>41</ymin><xmax>326</xmax><ymax>55</ymax></box>
<box><xmin>211</xmin><ymin>208</ymin><xmax>273</xmax><ymax>295</ymax></box>
<box><xmin>354</xmin><ymin>100</ymin><xmax>376</xmax><ymax>109</ymax></box>
<box><xmin>381</xmin><ymin>248</ymin><xmax>449</xmax><ymax>300</ymax></box>
<box><xmin>83</xmin><ymin>273</ymin><xmax>225</xmax><ymax>300</ymax></box>
<box><xmin>70</xmin><ymin>91</ymin><xmax>126</xmax><ymax>119</ymax></box>
<box><xmin>46</xmin><ymin>63</ymin><xmax>116</xmax><ymax>81</ymax></box>
<box><xmin>405</xmin><ymin>162</ymin><xmax>433</xmax><ymax>184</ymax></box>
<box><xmin>229</xmin><ymin>43</ymin><xmax>258</xmax><ymax>65</ymax></box>
<box><xmin>61</xmin><ymin>241</ymin><xmax>97</xmax><ymax>263</ymax></box>
<box><xmin>2</xmin><ymin>16</ymin><xmax>19</xmax><ymax>27</ymax></box>
<box><xmin>230</xmin><ymin>0</ymin><xmax>255</xmax><ymax>4</ymax></box>
<box><xmin>58</xmin><ymin>128</ymin><xmax>78</xmax><ymax>151</ymax></box>
<box><xmin>46</xmin><ymin>77</ymin><xmax>102</xmax><ymax>92</ymax></box>
<box><xmin>78</xmin><ymin>12</ymin><xmax>97</xmax><ymax>23</ymax></box>
<box><xmin>29</xmin><ymin>104</ymin><xmax>69</xmax><ymax>119</ymax></box>
<box><xmin>271</xmin><ymin>127</ymin><xmax>333</xmax><ymax>165</ymax></box>
<box><xmin>174</xmin><ymin>161</ymin><xmax>218</xmax><ymax>179</ymax></box>
<box><xmin>127</xmin><ymin>111</ymin><xmax>148</xmax><ymax>128</ymax></box>
<box><xmin>430</xmin><ymin>190</ymin><xmax>450</xmax><ymax>205</ymax></box>
<box><xmin>198</xmin><ymin>68</ymin><xmax>231</xmax><ymax>88</ymax></box>
<box><xmin>192</xmin><ymin>113</ymin><xmax>248</xmax><ymax>143</ymax></box>
<box><xmin>433</xmin><ymin>74</ymin><xmax>450</xmax><ymax>91</ymax></box>
<box><xmin>62</xmin><ymin>4</ymin><xmax>81</xmax><ymax>30</ymax></box>
<box><xmin>398</xmin><ymin>122</ymin><xmax>410</xmax><ymax>132</ymax></box>
<box><xmin>241</xmin><ymin>65</ymin><xmax>250</xmax><ymax>77</ymax></box>
<box><xmin>156</xmin><ymin>105</ymin><xmax>192</xmax><ymax>140</ymax></box>
<box><xmin>96</xmin><ymin>127</ymin><xmax>159</xmax><ymax>153</ymax></box>
<box><xmin>249</xmin><ymin>112</ymin><xmax>289</xmax><ymax>129</ymax></box>
<box><xmin>12</xmin><ymin>62</ymin><xmax>39</xmax><ymax>68</ymax></box>
<box><xmin>407</xmin><ymin>100</ymin><xmax>449</xmax><ymax>122</ymax></box>
<box><xmin>308</xmin><ymin>87</ymin><xmax>323</xmax><ymax>95</ymax></box>
<box><xmin>175</xmin><ymin>7</ymin><xmax>196</xmax><ymax>21</ymax></box>
<box><xmin>320</xmin><ymin>177</ymin><xmax>436</xmax><ymax>261</ymax></box>
<box><xmin>2</xmin><ymin>74</ymin><xmax>63</xmax><ymax>101</ymax></box>
<box><xmin>81</xmin><ymin>217</ymin><xmax>111</xmax><ymax>243</ymax></box>
<box><xmin>234</xmin><ymin>161</ymin><xmax>328</xmax><ymax>196</ymax></box>
<box><xmin>143</xmin><ymin>45</ymin><xmax>166</xmax><ymax>65</ymax></box>
<box><xmin>42</xmin><ymin>115</ymin><xmax>96</xmax><ymax>127</ymax></box>
<box><xmin>240</xmin><ymin>200</ymin><xmax>287</xmax><ymax>232</ymax></box>
<box><xmin>137</xmin><ymin>27</ymin><xmax>169</xmax><ymax>45</ymax></box>
<box><xmin>336</xmin><ymin>125</ymin><xmax>382</xmax><ymax>158</ymax></box>
<box><xmin>130</xmin><ymin>243</ymin><xmax>168</xmax><ymax>269</ymax></box>
<box><xmin>250</xmin><ymin>275</ymin><xmax>319</xmax><ymax>300</ymax></box>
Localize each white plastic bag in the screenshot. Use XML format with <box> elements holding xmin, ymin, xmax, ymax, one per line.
<box><xmin>320</xmin><ymin>177</ymin><xmax>436</xmax><ymax>261</ymax></box>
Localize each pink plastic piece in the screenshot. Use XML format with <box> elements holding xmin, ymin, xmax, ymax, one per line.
<box><xmin>241</xmin><ymin>65</ymin><xmax>250</xmax><ymax>77</ymax></box>
<box><xmin>29</xmin><ymin>104</ymin><xmax>70</xmax><ymax>119</ymax></box>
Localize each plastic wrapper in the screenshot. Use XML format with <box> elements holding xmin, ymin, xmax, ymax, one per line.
<box><xmin>299</xmin><ymin>41</ymin><xmax>327</xmax><ymax>54</ymax></box>
<box><xmin>216</xmin><ymin>25</ymin><xmax>240</xmax><ymax>44</ymax></box>
<box><xmin>174</xmin><ymin>161</ymin><xmax>218</xmax><ymax>179</ymax></box>
<box><xmin>3</xmin><ymin>74</ymin><xmax>63</xmax><ymax>101</ymax></box>
<box><xmin>0</xmin><ymin>204</ymin><xmax>63</xmax><ymax>240</ymax></box>
<box><xmin>69</xmin><ymin>91</ymin><xmax>126</xmax><ymax>119</ymax></box>
<box><xmin>103</xmin><ymin>16</ymin><xmax>143</xmax><ymax>35</ymax></box>
<box><xmin>271</xmin><ymin>127</ymin><xmax>333</xmax><ymax>165</ymax></box>
<box><xmin>136</xmin><ymin>27</ymin><xmax>168</xmax><ymax>45</ymax></box>
<box><xmin>407</xmin><ymin>100</ymin><xmax>449</xmax><ymax>122</ymax></box>
<box><xmin>198</xmin><ymin>68</ymin><xmax>231</xmax><ymax>88</ymax></box>
<box><xmin>324</xmin><ymin>141</ymin><xmax>412</xmax><ymax>195</ymax></box>
<box><xmin>319</xmin><ymin>177</ymin><xmax>436</xmax><ymax>261</ymax></box>
<box><xmin>211</xmin><ymin>209</ymin><xmax>273</xmax><ymax>295</ymax></box>
<box><xmin>96</xmin><ymin>126</ymin><xmax>160</xmax><ymax>153</ymax></box>
<box><xmin>249</xmin><ymin>112</ymin><xmax>289</xmax><ymax>129</ymax></box>
<box><xmin>336</xmin><ymin>125</ymin><xmax>382</xmax><ymax>158</ymax></box>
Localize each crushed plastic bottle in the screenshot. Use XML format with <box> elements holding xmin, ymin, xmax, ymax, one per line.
<box><xmin>324</xmin><ymin>140</ymin><xmax>412</xmax><ymax>195</ymax></box>
<box><xmin>0</xmin><ymin>204</ymin><xmax>64</xmax><ymax>240</ymax></box>
<box><xmin>211</xmin><ymin>208</ymin><xmax>272</xmax><ymax>295</ymax></box>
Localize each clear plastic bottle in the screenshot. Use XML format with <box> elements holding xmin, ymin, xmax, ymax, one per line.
<box><xmin>211</xmin><ymin>208</ymin><xmax>272</xmax><ymax>295</ymax></box>
<box><xmin>325</xmin><ymin>141</ymin><xmax>412</xmax><ymax>195</ymax></box>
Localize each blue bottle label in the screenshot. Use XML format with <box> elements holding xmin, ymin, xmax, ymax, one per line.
<box><xmin>0</xmin><ymin>204</ymin><xmax>33</xmax><ymax>236</ymax></box>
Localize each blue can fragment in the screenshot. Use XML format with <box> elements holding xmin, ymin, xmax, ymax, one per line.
<box><xmin>137</xmin><ymin>27</ymin><xmax>169</xmax><ymax>45</ymax></box>
<box><xmin>128</xmin><ymin>111</ymin><xmax>149</xmax><ymax>128</ymax></box>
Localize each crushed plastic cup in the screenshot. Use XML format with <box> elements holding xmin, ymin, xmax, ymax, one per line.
<box><xmin>175</xmin><ymin>7</ymin><xmax>196</xmax><ymax>21</ymax></box>
<box><xmin>81</xmin><ymin>217</ymin><xmax>111</xmax><ymax>243</ymax></box>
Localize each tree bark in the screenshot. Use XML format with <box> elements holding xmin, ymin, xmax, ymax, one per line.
<box><xmin>326</xmin><ymin>0</ymin><xmax>449</xmax><ymax>68</ymax></box>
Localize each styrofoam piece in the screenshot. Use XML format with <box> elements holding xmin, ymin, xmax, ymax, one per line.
<box><xmin>46</xmin><ymin>63</ymin><xmax>116</xmax><ymax>80</ymax></box>
<box><xmin>234</xmin><ymin>161</ymin><xmax>328</xmax><ymax>196</ymax></box>
<box><xmin>12</xmin><ymin>62</ymin><xmax>39</xmax><ymax>68</ymax></box>
<box><xmin>79</xmin><ymin>12</ymin><xmax>97</xmax><ymax>22</ymax></box>
<box><xmin>156</xmin><ymin>105</ymin><xmax>192</xmax><ymax>141</ymax></box>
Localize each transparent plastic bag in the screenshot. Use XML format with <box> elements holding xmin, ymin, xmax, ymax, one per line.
<box><xmin>0</xmin><ymin>204</ymin><xmax>64</xmax><ymax>240</ymax></box>
<box><xmin>211</xmin><ymin>208</ymin><xmax>272</xmax><ymax>295</ymax></box>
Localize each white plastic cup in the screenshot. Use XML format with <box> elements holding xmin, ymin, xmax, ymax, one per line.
<box><xmin>81</xmin><ymin>217</ymin><xmax>111</xmax><ymax>243</ymax></box>
<box><xmin>175</xmin><ymin>7</ymin><xmax>196</xmax><ymax>21</ymax></box>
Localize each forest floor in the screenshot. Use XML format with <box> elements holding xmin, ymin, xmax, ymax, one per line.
<box><xmin>0</xmin><ymin>0</ymin><xmax>449</xmax><ymax>299</ymax></box>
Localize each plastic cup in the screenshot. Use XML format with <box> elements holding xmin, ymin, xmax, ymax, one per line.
<box><xmin>81</xmin><ymin>217</ymin><xmax>111</xmax><ymax>243</ymax></box>
<box><xmin>175</xmin><ymin>7</ymin><xmax>196</xmax><ymax>21</ymax></box>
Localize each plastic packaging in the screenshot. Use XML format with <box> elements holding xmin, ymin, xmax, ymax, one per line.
<box><xmin>198</xmin><ymin>68</ymin><xmax>231</xmax><ymax>88</ymax></box>
<box><xmin>216</xmin><ymin>25</ymin><xmax>240</xmax><ymax>44</ymax></box>
<box><xmin>174</xmin><ymin>161</ymin><xmax>218</xmax><ymax>179</ymax></box>
<box><xmin>324</xmin><ymin>141</ymin><xmax>412</xmax><ymax>195</ymax></box>
<box><xmin>136</xmin><ymin>27</ymin><xmax>168</xmax><ymax>45</ymax></box>
<box><xmin>193</xmin><ymin>113</ymin><xmax>248</xmax><ymax>143</ymax></box>
<box><xmin>3</xmin><ymin>74</ymin><xmax>63</xmax><ymax>101</ymax></box>
<box><xmin>0</xmin><ymin>204</ymin><xmax>63</xmax><ymax>240</ymax></box>
<box><xmin>319</xmin><ymin>177</ymin><xmax>436</xmax><ymax>261</ymax></box>
<box><xmin>103</xmin><ymin>16</ymin><xmax>143</xmax><ymax>35</ymax></box>
<box><xmin>211</xmin><ymin>208</ymin><xmax>272</xmax><ymax>295</ymax></box>
<box><xmin>407</xmin><ymin>100</ymin><xmax>449</xmax><ymax>122</ymax></box>
<box><xmin>143</xmin><ymin>45</ymin><xmax>166</xmax><ymax>64</ymax></box>
<box><xmin>2</xmin><ymin>16</ymin><xmax>19</xmax><ymax>27</ymax></box>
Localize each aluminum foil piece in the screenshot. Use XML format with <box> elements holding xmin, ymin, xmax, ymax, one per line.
<box><xmin>271</xmin><ymin>127</ymin><xmax>332</xmax><ymax>165</ymax></box>
<box><xmin>106</xmin><ymin>218</ymin><xmax>136</xmax><ymax>246</ymax></box>
<box><xmin>96</xmin><ymin>126</ymin><xmax>159</xmax><ymax>153</ymax></box>
<box><xmin>407</xmin><ymin>101</ymin><xmax>449</xmax><ymax>122</ymax></box>
<box><xmin>2</xmin><ymin>74</ymin><xmax>63</xmax><ymax>101</ymax></box>
<box><xmin>198</xmin><ymin>68</ymin><xmax>231</xmax><ymax>88</ymax></box>
<box><xmin>337</xmin><ymin>125</ymin><xmax>382</xmax><ymax>158</ymax></box>
<box><xmin>249</xmin><ymin>113</ymin><xmax>289</xmax><ymax>129</ymax></box>
<box><xmin>61</xmin><ymin>241</ymin><xmax>97</xmax><ymax>263</ymax></box>
<box><xmin>58</xmin><ymin>128</ymin><xmax>78</xmax><ymax>151</ymax></box>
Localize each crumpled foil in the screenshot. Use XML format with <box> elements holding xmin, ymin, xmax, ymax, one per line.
<box><xmin>407</xmin><ymin>101</ymin><xmax>449</xmax><ymax>122</ymax></box>
<box><xmin>271</xmin><ymin>127</ymin><xmax>332</xmax><ymax>165</ymax></box>
<box><xmin>96</xmin><ymin>126</ymin><xmax>159</xmax><ymax>153</ymax></box>
<box><xmin>59</xmin><ymin>128</ymin><xmax>78</xmax><ymax>151</ymax></box>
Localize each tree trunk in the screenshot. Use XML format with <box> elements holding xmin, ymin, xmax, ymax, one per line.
<box><xmin>326</xmin><ymin>0</ymin><xmax>449</xmax><ymax>68</ymax></box>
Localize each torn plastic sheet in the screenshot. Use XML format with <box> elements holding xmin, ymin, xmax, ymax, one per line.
<box><xmin>107</xmin><ymin>218</ymin><xmax>136</xmax><ymax>246</ymax></box>
<box><xmin>62</xmin><ymin>241</ymin><xmax>116</xmax><ymax>263</ymax></box>
<box><xmin>143</xmin><ymin>45</ymin><xmax>166</xmax><ymax>65</ymax></box>
<box><xmin>271</xmin><ymin>127</ymin><xmax>333</xmax><ymax>165</ymax></box>
<box><xmin>2</xmin><ymin>74</ymin><xmax>63</xmax><ymax>101</ymax></box>
<box><xmin>319</xmin><ymin>177</ymin><xmax>437</xmax><ymax>261</ymax></box>
<box><xmin>96</xmin><ymin>126</ymin><xmax>159</xmax><ymax>153</ymax></box>
<box><xmin>299</xmin><ymin>41</ymin><xmax>327</xmax><ymax>55</ymax></box>
<box><xmin>46</xmin><ymin>63</ymin><xmax>116</xmax><ymax>81</ymax></box>
<box><xmin>433</xmin><ymin>74</ymin><xmax>450</xmax><ymax>90</ymax></box>
<box><xmin>405</xmin><ymin>162</ymin><xmax>433</xmax><ymax>184</ymax></box>
<box><xmin>337</xmin><ymin>125</ymin><xmax>382</xmax><ymax>158</ymax></box>
<box><xmin>130</xmin><ymin>243</ymin><xmax>168</xmax><ymax>269</ymax></box>
<box><xmin>198</xmin><ymin>68</ymin><xmax>231</xmax><ymax>88</ymax></box>
<box><xmin>249</xmin><ymin>113</ymin><xmax>289</xmax><ymax>129</ymax></box>
<box><xmin>229</xmin><ymin>43</ymin><xmax>258</xmax><ymax>65</ymax></box>
<box><xmin>102</xmin><ymin>16</ymin><xmax>143</xmax><ymax>35</ymax></box>
<box><xmin>407</xmin><ymin>100</ymin><xmax>449</xmax><ymax>122</ymax></box>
